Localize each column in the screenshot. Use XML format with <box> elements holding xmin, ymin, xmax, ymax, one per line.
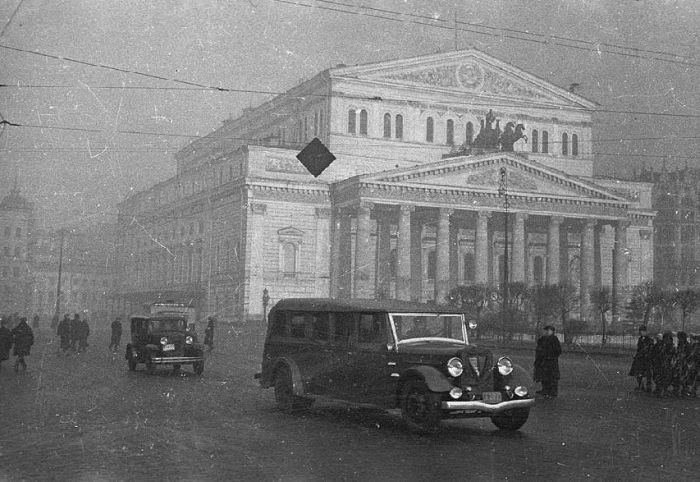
<box><xmin>337</xmin><ymin>209</ymin><xmax>352</xmax><ymax>298</ymax></box>
<box><xmin>375</xmin><ymin>211</ymin><xmax>392</xmax><ymax>299</ymax></box>
<box><xmin>614</xmin><ymin>220</ymin><xmax>629</xmax><ymax>292</ymax></box>
<box><xmin>353</xmin><ymin>202</ymin><xmax>373</xmax><ymax>299</ymax></box>
<box><xmin>410</xmin><ymin>210</ymin><xmax>423</xmax><ymax>301</ymax></box>
<box><xmin>580</xmin><ymin>219</ymin><xmax>596</xmax><ymax>319</ymax></box>
<box><xmin>314</xmin><ymin>208</ymin><xmax>331</xmax><ymax>296</ymax></box>
<box><xmin>247</xmin><ymin>203</ymin><xmax>267</xmax><ymax>316</ymax></box>
<box><xmin>329</xmin><ymin>207</ymin><xmax>341</xmax><ymax>298</ymax></box>
<box><xmin>396</xmin><ymin>205</ymin><xmax>413</xmax><ymax>301</ymax></box>
<box><xmin>435</xmin><ymin>208</ymin><xmax>453</xmax><ymax>304</ymax></box>
<box><xmin>512</xmin><ymin>213</ymin><xmax>527</xmax><ymax>283</ymax></box>
<box><xmin>475</xmin><ymin>211</ymin><xmax>491</xmax><ymax>284</ymax></box>
<box><xmin>547</xmin><ymin>216</ymin><xmax>563</xmax><ymax>285</ymax></box>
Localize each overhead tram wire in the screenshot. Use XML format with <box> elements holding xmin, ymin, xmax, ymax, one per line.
<box><xmin>271</xmin><ymin>0</ymin><xmax>700</xmax><ymax>68</ymax></box>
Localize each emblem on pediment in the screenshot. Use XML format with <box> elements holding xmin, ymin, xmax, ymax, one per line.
<box><xmin>380</xmin><ymin>61</ymin><xmax>550</xmax><ymax>101</ymax></box>
<box><xmin>463</xmin><ymin>168</ymin><xmax>538</xmax><ymax>192</ymax></box>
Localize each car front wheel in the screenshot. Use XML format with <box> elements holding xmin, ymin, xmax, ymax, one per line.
<box><xmin>274</xmin><ymin>365</ymin><xmax>312</xmax><ymax>413</ymax></box>
<box><xmin>127</xmin><ymin>351</ymin><xmax>137</xmax><ymax>371</ymax></box>
<box><xmin>491</xmin><ymin>407</ymin><xmax>530</xmax><ymax>431</ymax></box>
<box><xmin>401</xmin><ymin>379</ymin><xmax>442</xmax><ymax>433</ymax></box>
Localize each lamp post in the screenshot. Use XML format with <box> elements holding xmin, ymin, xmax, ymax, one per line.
<box><xmin>498</xmin><ymin>167</ymin><xmax>510</xmax><ymax>330</ymax></box>
<box><xmin>262</xmin><ymin>288</ymin><xmax>270</xmax><ymax>324</ymax></box>
<box><xmin>53</xmin><ymin>228</ymin><xmax>66</xmax><ymax>321</ymax></box>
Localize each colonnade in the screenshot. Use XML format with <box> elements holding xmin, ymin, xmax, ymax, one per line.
<box><xmin>331</xmin><ymin>201</ymin><xmax>630</xmax><ymax>314</ymax></box>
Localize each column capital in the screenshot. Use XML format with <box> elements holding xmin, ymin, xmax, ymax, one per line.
<box><xmin>550</xmin><ymin>215</ymin><xmax>564</xmax><ymax>226</ymax></box>
<box><xmin>357</xmin><ymin>201</ymin><xmax>374</xmax><ymax>212</ymax></box>
<box><xmin>315</xmin><ymin>207</ymin><xmax>331</xmax><ymax>218</ymax></box>
<box><xmin>399</xmin><ymin>204</ymin><xmax>415</xmax><ymax>214</ymax></box>
<box><xmin>438</xmin><ymin>208</ymin><xmax>454</xmax><ymax>219</ymax></box>
<box><xmin>583</xmin><ymin>219</ymin><xmax>597</xmax><ymax>229</ymax></box>
<box><xmin>477</xmin><ymin>210</ymin><xmax>492</xmax><ymax>220</ymax></box>
<box><xmin>514</xmin><ymin>212</ymin><xmax>528</xmax><ymax>222</ymax></box>
<box><xmin>249</xmin><ymin>202</ymin><xmax>267</xmax><ymax>215</ymax></box>
<box><xmin>616</xmin><ymin>219</ymin><xmax>631</xmax><ymax>230</ymax></box>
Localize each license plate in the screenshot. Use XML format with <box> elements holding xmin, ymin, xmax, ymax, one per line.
<box><xmin>482</xmin><ymin>391</ymin><xmax>502</xmax><ymax>404</ymax></box>
<box><xmin>163</xmin><ymin>344</ymin><xmax>175</xmax><ymax>351</ymax></box>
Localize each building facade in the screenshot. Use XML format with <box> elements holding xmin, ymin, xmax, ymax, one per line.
<box><xmin>113</xmin><ymin>49</ymin><xmax>654</xmax><ymax>322</ymax></box>
<box><xmin>0</xmin><ymin>188</ymin><xmax>35</xmax><ymax>316</ymax></box>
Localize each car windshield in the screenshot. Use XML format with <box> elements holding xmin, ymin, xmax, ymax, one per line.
<box><xmin>150</xmin><ymin>318</ymin><xmax>186</xmax><ymax>331</ymax></box>
<box><xmin>391</xmin><ymin>313</ymin><xmax>467</xmax><ymax>344</ymax></box>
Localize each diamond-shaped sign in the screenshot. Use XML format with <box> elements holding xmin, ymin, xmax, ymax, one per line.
<box><xmin>296</xmin><ymin>137</ymin><xmax>336</xmax><ymax>177</ymax></box>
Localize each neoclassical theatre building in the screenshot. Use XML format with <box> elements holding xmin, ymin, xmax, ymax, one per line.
<box><xmin>113</xmin><ymin>49</ymin><xmax>654</xmax><ymax>322</ymax></box>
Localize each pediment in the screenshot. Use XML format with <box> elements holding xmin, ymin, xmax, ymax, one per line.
<box><xmin>277</xmin><ymin>226</ymin><xmax>304</xmax><ymax>238</ymax></box>
<box><xmin>365</xmin><ymin>154</ymin><xmax>627</xmax><ymax>202</ymax></box>
<box><xmin>333</xmin><ymin>49</ymin><xmax>595</xmax><ymax>109</ymax></box>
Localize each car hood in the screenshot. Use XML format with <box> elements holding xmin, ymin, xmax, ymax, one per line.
<box><xmin>397</xmin><ymin>341</ymin><xmax>491</xmax><ymax>362</ymax></box>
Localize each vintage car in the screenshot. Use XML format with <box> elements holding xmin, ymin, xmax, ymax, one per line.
<box><xmin>125</xmin><ymin>313</ymin><xmax>205</xmax><ymax>375</ymax></box>
<box><xmin>256</xmin><ymin>298</ymin><xmax>535</xmax><ymax>432</ymax></box>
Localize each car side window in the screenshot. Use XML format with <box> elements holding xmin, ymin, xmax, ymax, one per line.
<box><xmin>270</xmin><ymin>311</ymin><xmax>287</xmax><ymax>337</ymax></box>
<box><xmin>332</xmin><ymin>312</ymin><xmax>355</xmax><ymax>346</ymax></box>
<box><xmin>311</xmin><ymin>312</ymin><xmax>330</xmax><ymax>341</ymax></box>
<box><xmin>290</xmin><ymin>314</ymin><xmax>307</xmax><ymax>339</ymax></box>
<box><xmin>358</xmin><ymin>313</ymin><xmax>385</xmax><ymax>345</ymax></box>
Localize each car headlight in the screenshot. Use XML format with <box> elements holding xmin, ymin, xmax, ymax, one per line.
<box><xmin>185</xmin><ymin>336</ymin><xmax>193</xmax><ymax>344</ymax></box>
<box><xmin>160</xmin><ymin>337</ymin><xmax>168</xmax><ymax>345</ymax></box>
<box><xmin>449</xmin><ymin>387</ymin><xmax>463</xmax><ymax>399</ymax></box>
<box><xmin>447</xmin><ymin>357</ymin><xmax>463</xmax><ymax>377</ymax></box>
<box><xmin>497</xmin><ymin>356</ymin><xmax>513</xmax><ymax>376</ymax></box>
<box><xmin>514</xmin><ymin>386</ymin><xmax>528</xmax><ymax>397</ymax></box>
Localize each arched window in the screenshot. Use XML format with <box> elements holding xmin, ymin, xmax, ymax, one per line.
<box><xmin>395</xmin><ymin>114</ymin><xmax>403</xmax><ymax>139</ymax></box>
<box><xmin>426</xmin><ymin>117</ymin><xmax>434</xmax><ymax>143</ymax></box>
<box><xmin>383</xmin><ymin>113</ymin><xmax>391</xmax><ymax>138</ymax></box>
<box><xmin>359</xmin><ymin>109</ymin><xmax>368</xmax><ymax>135</ymax></box>
<box><xmin>283</xmin><ymin>242</ymin><xmax>297</xmax><ymax>275</ymax></box>
<box><xmin>463</xmin><ymin>253</ymin><xmax>475</xmax><ymax>282</ymax></box>
<box><xmin>562</xmin><ymin>132</ymin><xmax>568</xmax><ymax>155</ymax></box>
<box><xmin>465</xmin><ymin>122</ymin><xmax>474</xmax><ymax>145</ymax></box>
<box><xmin>531</xmin><ymin>129</ymin><xmax>539</xmax><ymax>152</ymax></box>
<box><xmin>446</xmin><ymin>119</ymin><xmax>454</xmax><ymax>146</ymax></box>
<box><xmin>533</xmin><ymin>256</ymin><xmax>544</xmax><ymax>285</ymax></box>
<box><xmin>572</xmin><ymin>133</ymin><xmax>579</xmax><ymax>156</ymax></box>
<box><xmin>319</xmin><ymin>110</ymin><xmax>324</xmax><ymax>136</ymax></box>
<box><xmin>542</xmin><ymin>130</ymin><xmax>549</xmax><ymax>153</ymax></box>
<box><xmin>314</xmin><ymin>111</ymin><xmax>318</xmax><ymax>136</ymax></box>
<box><xmin>347</xmin><ymin>109</ymin><xmax>356</xmax><ymax>133</ymax></box>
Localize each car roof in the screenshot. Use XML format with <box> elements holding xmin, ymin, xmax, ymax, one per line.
<box><xmin>269</xmin><ymin>298</ymin><xmax>465</xmax><ymax>314</ymax></box>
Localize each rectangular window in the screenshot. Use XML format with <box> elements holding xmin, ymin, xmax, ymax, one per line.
<box><xmin>358</xmin><ymin>313</ymin><xmax>384</xmax><ymax>344</ymax></box>
<box><xmin>332</xmin><ymin>312</ymin><xmax>355</xmax><ymax>345</ymax></box>
<box><xmin>270</xmin><ymin>311</ymin><xmax>287</xmax><ymax>337</ymax></box>
<box><xmin>311</xmin><ymin>312</ymin><xmax>330</xmax><ymax>341</ymax></box>
<box><xmin>290</xmin><ymin>314</ymin><xmax>307</xmax><ymax>338</ymax></box>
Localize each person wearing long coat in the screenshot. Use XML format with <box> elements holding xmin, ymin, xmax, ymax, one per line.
<box><xmin>109</xmin><ymin>317</ymin><xmax>122</xmax><ymax>353</ymax></box>
<box><xmin>629</xmin><ymin>325</ymin><xmax>654</xmax><ymax>392</ymax></box>
<box><xmin>77</xmin><ymin>316</ymin><xmax>90</xmax><ymax>352</ymax></box>
<box><xmin>653</xmin><ymin>331</ymin><xmax>676</xmax><ymax>397</ymax></box>
<box><xmin>0</xmin><ymin>318</ymin><xmax>13</xmax><ymax>371</ymax></box>
<box><xmin>534</xmin><ymin>325</ymin><xmax>562</xmax><ymax>398</ymax></box>
<box><xmin>70</xmin><ymin>314</ymin><xmax>81</xmax><ymax>351</ymax></box>
<box><xmin>11</xmin><ymin>317</ymin><xmax>34</xmax><ymax>371</ymax></box>
<box><xmin>57</xmin><ymin>314</ymin><xmax>71</xmax><ymax>353</ymax></box>
<box><xmin>204</xmin><ymin>317</ymin><xmax>215</xmax><ymax>351</ymax></box>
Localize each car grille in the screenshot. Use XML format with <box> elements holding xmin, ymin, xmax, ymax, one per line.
<box><xmin>460</xmin><ymin>352</ymin><xmax>493</xmax><ymax>386</ymax></box>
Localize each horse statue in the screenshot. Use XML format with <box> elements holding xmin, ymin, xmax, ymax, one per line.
<box><xmin>499</xmin><ymin>122</ymin><xmax>528</xmax><ymax>152</ymax></box>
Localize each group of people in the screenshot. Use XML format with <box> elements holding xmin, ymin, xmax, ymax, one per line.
<box><xmin>56</xmin><ymin>312</ymin><xmax>91</xmax><ymax>354</ymax></box>
<box><xmin>629</xmin><ymin>325</ymin><xmax>700</xmax><ymax>398</ymax></box>
<box><xmin>0</xmin><ymin>314</ymin><xmax>35</xmax><ymax>372</ymax></box>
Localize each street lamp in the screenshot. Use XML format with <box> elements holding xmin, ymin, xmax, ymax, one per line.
<box><xmin>53</xmin><ymin>228</ymin><xmax>66</xmax><ymax>321</ymax></box>
<box><xmin>498</xmin><ymin>167</ymin><xmax>510</xmax><ymax>329</ymax></box>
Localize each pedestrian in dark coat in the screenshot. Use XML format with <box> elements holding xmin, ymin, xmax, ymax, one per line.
<box><xmin>77</xmin><ymin>314</ymin><xmax>90</xmax><ymax>352</ymax></box>
<box><xmin>57</xmin><ymin>314</ymin><xmax>71</xmax><ymax>353</ymax></box>
<box><xmin>534</xmin><ymin>325</ymin><xmax>562</xmax><ymax>398</ymax></box>
<box><xmin>204</xmin><ymin>317</ymin><xmax>215</xmax><ymax>351</ymax></box>
<box><xmin>70</xmin><ymin>314</ymin><xmax>81</xmax><ymax>351</ymax></box>
<box><xmin>109</xmin><ymin>317</ymin><xmax>122</xmax><ymax>352</ymax></box>
<box><xmin>11</xmin><ymin>317</ymin><xmax>34</xmax><ymax>371</ymax></box>
<box><xmin>629</xmin><ymin>325</ymin><xmax>654</xmax><ymax>391</ymax></box>
<box><xmin>653</xmin><ymin>331</ymin><xmax>676</xmax><ymax>397</ymax></box>
<box><xmin>672</xmin><ymin>331</ymin><xmax>691</xmax><ymax>397</ymax></box>
<box><xmin>0</xmin><ymin>318</ymin><xmax>13</xmax><ymax>371</ymax></box>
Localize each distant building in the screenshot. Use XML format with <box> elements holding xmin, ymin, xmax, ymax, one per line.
<box><xmin>636</xmin><ymin>165</ymin><xmax>700</xmax><ymax>289</ymax></box>
<box><xmin>0</xmin><ymin>188</ymin><xmax>35</xmax><ymax>316</ymax></box>
<box><xmin>113</xmin><ymin>48</ymin><xmax>654</xmax><ymax>322</ymax></box>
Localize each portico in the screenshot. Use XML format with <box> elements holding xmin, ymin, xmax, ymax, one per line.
<box><xmin>329</xmin><ymin>153</ymin><xmax>642</xmax><ymax>314</ymax></box>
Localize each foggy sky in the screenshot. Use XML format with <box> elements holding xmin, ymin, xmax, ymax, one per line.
<box><xmin>1</xmin><ymin>0</ymin><xmax>698</xmax><ymax>229</ymax></box>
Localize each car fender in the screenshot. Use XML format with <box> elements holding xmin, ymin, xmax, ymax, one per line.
<box><xmin>273</xmin><ymin>357</ymin><xmax>305</xmax><ymax>397</ymax></box>
<box><xmin>145</xmin><ymin>344</ymin><xmax>159</xmax><ymax>351</ymax></box>
<box><xmin>493</xmin><ymin>363</ymin><xmax>534</xmax><ymax>391</ymax></box>
<box><xmin>401</xmin><ymin>365</ymin><xmax>453</xmax><ymax>393</ymax></box>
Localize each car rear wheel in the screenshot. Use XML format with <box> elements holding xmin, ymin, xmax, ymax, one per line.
<box><xmin>274</xmin><ymin>365</ymin><xmax>312</xmax><ymax>413</ymax></box>
<box><xmin>401</xmin><ymin>379</ymin><xmax>442</xmax><ymax>433</ymax></box>
<box><xmin>491</xmin><ymin>407</ymin><xmax>530</xmax><ymax>431</ymax></box>
<box><xmin>193</xmin><ymin>361</ymin><xmax>204</xmax><ymax>375</ymax></box>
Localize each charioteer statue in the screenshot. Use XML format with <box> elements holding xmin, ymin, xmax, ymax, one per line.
<box><xmin>449</xmin><ymin>109</ymin><xmax>527</xmax><ymax>157</ymax></box>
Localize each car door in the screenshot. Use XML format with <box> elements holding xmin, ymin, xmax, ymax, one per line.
<box><xmin>349</xmin><ymin>312</ymin><xmax>397</xmax><ymax>406</ymax></box>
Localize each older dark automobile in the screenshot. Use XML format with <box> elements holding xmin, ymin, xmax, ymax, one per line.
<box><xmin>256</xmin><ymin>298</ymin><xmax>534</xmax><ymax>432</ymax></box>
<box><xmin>125</xmin><ymin>314</ymin><xmax>205</xmax><ymax>375</ymax></box>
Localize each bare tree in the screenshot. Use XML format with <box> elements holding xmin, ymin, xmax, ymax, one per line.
<box><xmin>626</xmin><ymin>282</ymin><xmax>664</xmax><ymax>326</ymax></box>
<box><xmin>590</xmin><ymin>286</ymin><xmax>612</xmax><ymax>346</ymax></box>
<box><xmin>446</xmin><ymin>284</ymin><xmax>495</xmax><ymax>339</ymax></box>
<box><xmin>669</xmin><ymin>288</ymin><xmax>700</xmax><ymax>332</ymax></box>
<box><xmin>552</xmin><ymin>283</ymin><xmax>580</xmax><ymax>346</ymax></box>
<box><xmin>529</xmin><ymin>284</ymin><xmax>559</xmax><ymax>335</ymax></box>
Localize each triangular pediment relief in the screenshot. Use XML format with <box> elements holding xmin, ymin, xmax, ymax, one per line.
<box><xmin>364</xmin><ymin>154</ymin><xmax>627</xmax><ymax>202</ymax></box>
<box><xmin>277</xmin><ymin>226</ymin><xmax>304</xmax><ymax>237</ymax></box>
<box><xmin>333</xmin><ymin>49</ymin><xmax>595</xmax><ymax>109</ymax></box>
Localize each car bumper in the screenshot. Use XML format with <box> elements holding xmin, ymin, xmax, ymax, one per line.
<box><xmin>441</xmin><ymin>398</ymin><xmax>534</xmax><ymax>413</ymax></box>
<box><xmin>151</xmin><ymin>356</ymin><xmax>204</xmax><ymax>364</ymax></box>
